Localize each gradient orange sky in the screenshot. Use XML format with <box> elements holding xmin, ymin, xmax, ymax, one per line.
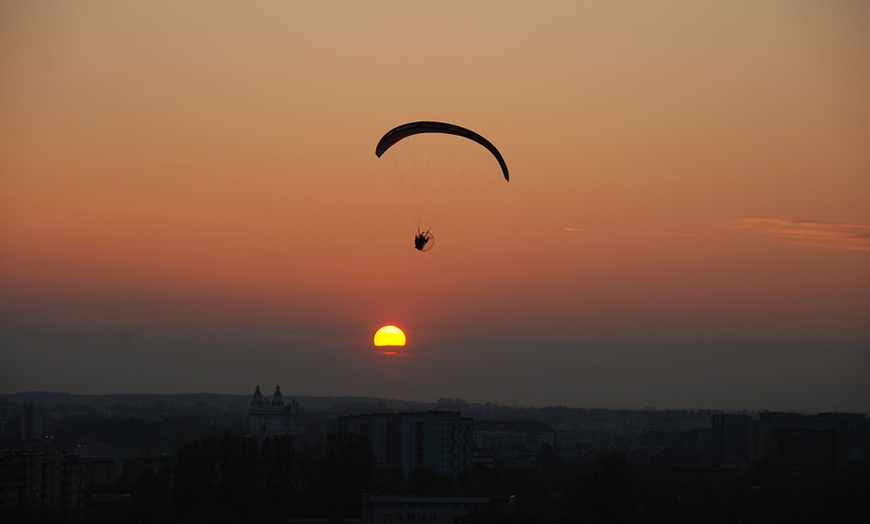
<box><xmin>2</xmin><ymin>1</ymin><xmax>868</xmax><ymax>411</ymax></box>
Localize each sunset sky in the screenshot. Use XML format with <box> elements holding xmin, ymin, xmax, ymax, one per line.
<box><xmin>2</xmin><ymin>1</ymin><xmax>868</xmax><ymax>412</ymax></box>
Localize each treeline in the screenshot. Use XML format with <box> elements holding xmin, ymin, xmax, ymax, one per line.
<box><xmin>172</xmin><ymin>433</ymin><xmax>373</xmax><ymax>522</ymax></box>
<box><xmin>43</xmin><ymin>413</ymin><xmax>244</xmax><ymax>456</ymax></box>
<box><xmin>5</xmin><ymin>391</ymin><xmax>722</xmax><ymax>429</ymax></box>
<box><xmin>467</xmin><ymin>454</ymin><xmax>870</xmax><ymax>523</ymax></box>
<box><xmin>119</xmin><ymin>433</ymin><xmax>471</xmax><ymax>522</ymax></box>
<box><xmin>101</xmin><ymin>436</ymin><xmax>870</xmax><ymax>523</ymax></box>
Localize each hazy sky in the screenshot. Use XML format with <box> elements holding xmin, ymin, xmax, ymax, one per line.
<box><xmin>2</xmin><ymin>1</ymin><xmax>868</xmax><ymax>412</ymax></box>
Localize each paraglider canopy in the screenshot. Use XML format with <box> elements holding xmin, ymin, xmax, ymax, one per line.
<box><xmin>375</xmin><ymin>121</ymin><xmax>509</xmax><ymax>181</ymax></box>
<box><xmin>375</xmin><ymin>121</ymin><xmax>509</xmax><ymax>252</ymax></box>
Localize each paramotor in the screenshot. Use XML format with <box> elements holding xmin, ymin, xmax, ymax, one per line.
<box><xmin>375</xmin><ymin>121</ymin><xmax>509</xmax><ymax>251</ymax></box>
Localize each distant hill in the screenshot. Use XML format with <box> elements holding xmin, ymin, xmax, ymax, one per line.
<box><xmin>0</xmin><ymin>391</ymin><xmax>720</xmax><ymax>428</ymax></box>
<box><xmin>0</xmin><ymin>391</ymin><xmax>439</xmax><ymax>414</ymax></box>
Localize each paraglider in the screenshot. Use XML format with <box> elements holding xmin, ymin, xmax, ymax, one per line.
<box><xmin>375</xmin><ymin>121</ymin><xmax>509</xmax><ymax>251</ymax></box>
<box><xmin>413</xmin><ymin>230</ymin><xmax>433</xmax><ymax>252</ymax></box>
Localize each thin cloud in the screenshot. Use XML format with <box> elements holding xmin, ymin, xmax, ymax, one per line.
<box><xmin>657</xmin><ymin>231</ymin><xmax>708</xmax><ymax>238</ymax></box>
<box><xmin>562</xmin><ymin>227</ymin><xmax>601</xmax><ymax>232</ymax></box>
<box><xmin>729</xmin><ymin>218</ymin><xmax>870</xmax><ymax>251</ymax></box>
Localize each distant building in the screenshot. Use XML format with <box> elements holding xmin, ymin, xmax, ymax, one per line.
<box><xmin>0</xmin><ymin>450</ymin><xmax>82</xmax><ymax>515</ymax></box>
<box><xmin>755</xmin><ymin>411</ymin><xmax>815</xmax><ymax>459</ymax></box>
<box><xmin>474</xmin><ymin>420</ymin><xmax>549</xmax><ymax>454</ymax></box>
<box><xmin>336</xmin><ymin>411</ymin><xmax>474</xmax><ymax>480</ymax></box>
<box><xmin>708</xmin><ymin>413</ymin><xmax>752</xmax><ymax>464</ymax></box>
<box><xmin>755</xmin><ymin>411</ymin><xmax>867</xmax><ymax>471</ymax></box>
<box><xmin>361</xmin><ymin>493</ymin><xmax>514</xmax><ymax>524</ymax></box>
<box><xmin>775</xmin><ymin>427</ymin><xmax>838</xmax><ymax>476</ymax></box>
<box><xmin>636</xmin><ymin>428</ymin><xmax>706</xmax><ymax>465</ymax></box>
<box><xmin>473</xmin><ymin>420</ymin><xmax>550</xmax><ymax>466</ymax></box>
<box><xmin>79</xmin><ymin>458</ymin><xmax>115</xmax><ymax>491</ymax></box>
<box><xmin>0</xmin><ymin>402</ymin><xmax>44</xmax><ymax>446</ymax></box>
<box><xmin>248</xmin><ymin>385</ymin><xmax>299</xmax><ymax>438</ymax></box>
<box><xmin>0</xmin><ymin>402</ymin><xmax>16</xmax><ymax>444</ymax></box>
<box><xmin>817</xmin><ymin>412</ymin><xmax>868</xmax><ymax>466</ymax></box>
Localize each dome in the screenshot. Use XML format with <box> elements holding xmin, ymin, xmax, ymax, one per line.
<box><xmin>272</xmin><ymin>385</ymin><xmax>284</xmax><ymax>405</ymax></box>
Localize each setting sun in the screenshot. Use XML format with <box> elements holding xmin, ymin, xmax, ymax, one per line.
<box><xmin>374</xmin><ymin>325</ymin><xmax>406</xmax><ymax>349</ymax></box>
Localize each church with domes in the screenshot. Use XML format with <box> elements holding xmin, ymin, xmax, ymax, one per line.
<box><xmin>248</xmin><ymin>384</ymin><xmax>299</xmax><ymax>438</ymax></box>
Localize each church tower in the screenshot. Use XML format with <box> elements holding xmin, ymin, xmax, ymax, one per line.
<box><xmin>248</xmin><ymin>384</ymin><xmax>299</xmax><ymax>438</ymax></box>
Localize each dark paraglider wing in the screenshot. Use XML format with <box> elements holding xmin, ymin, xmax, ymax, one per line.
<box><xmin>375</xmin><ymin>121</ymin><xmax>510</xmax><ymax>181</ymax></box>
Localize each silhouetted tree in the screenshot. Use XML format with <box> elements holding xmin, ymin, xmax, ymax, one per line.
<box><xmin>259</xmin><ymin>434</ymin><xmax>296</xmax><ymax>516</ymax></box>
<box><xmin>318</xmin><ymin>433</ymin><xmax>374</xmax><ymax>517</ymax></box>
<box><xmin>172</xmin><ymin>432</ymin><xmax>376</xmax><ymax>521</ymax></box>
<box><xmin>589</xmin><ymin>451</ymin><xmax>635</xmax><ymax>522</ymax></box>
<box><xmin>173</xmin><ymin>433</ymin><xmax>270</xmax><ymax>521</ymax></box>
<box><xmin>407</xmin><ymin>467</ymin><xmax>454</xmax><ymax>495</ymax></box>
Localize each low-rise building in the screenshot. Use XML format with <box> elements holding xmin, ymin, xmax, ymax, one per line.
<box><xmin>361</xmin><ymin>493</ymin><xmax>514</xmax><ymax>524</ymax></box>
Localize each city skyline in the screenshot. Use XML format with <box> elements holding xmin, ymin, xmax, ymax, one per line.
<box><xmin>2</xmin><ymin>2</ymin><xmax>868</xmax><ymax>413</ymax></box>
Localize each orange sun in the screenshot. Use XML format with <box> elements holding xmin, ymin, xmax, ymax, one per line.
<box><xmin>374</xmin><ymin>325</ymin><xmax>406</xmax><ymax>354</ymax></box>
